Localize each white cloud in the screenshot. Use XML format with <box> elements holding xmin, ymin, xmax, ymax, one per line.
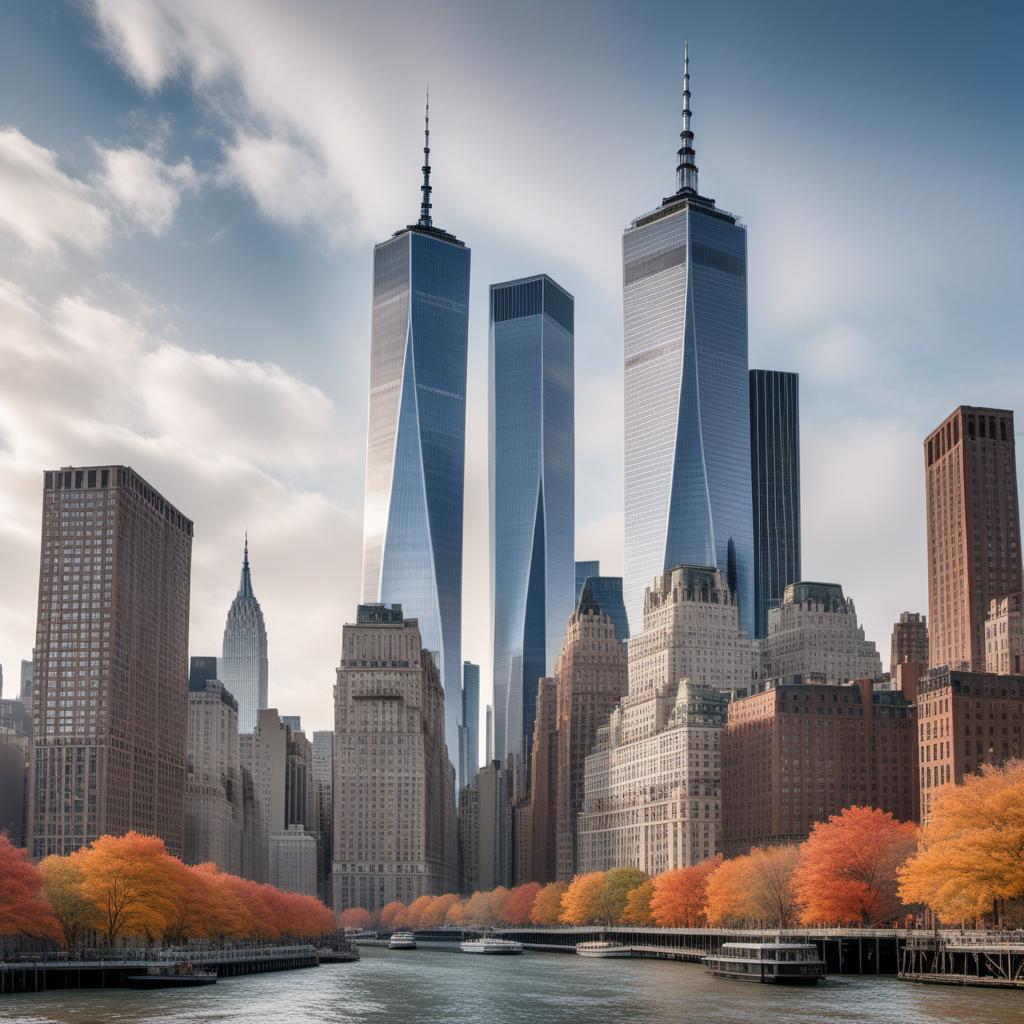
<box><xmin>0</xmin><ymin>128</ymin><xmax>110</xmax><ymax>255</ymax></box>
<box><xmin>96</xmin><ymin>146</ymin><xmax>200</xmax><ymax>235</ymax></box>
<box><xmin>800</xmin><ymin>321</ymin><xmax>879</xmax><ymax>385</ymax></box>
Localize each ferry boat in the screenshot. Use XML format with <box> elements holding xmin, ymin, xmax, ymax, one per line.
<box><xmin>703</xmin><ymin>942</ymin><xmax>825</xmax><ymax>984</ymax></box>
<box><xmin>576</xmin><ymin>940</ymin><xmax>631</xmax><ymax>959</ymax></box>
<box><xmin>388</xmin><ymin>931</ymin><xmax>417</xmax><ymax>950</ymax></box>
<box><xmin>126</xmin><ymin>963</ymin><xmax>218</xmax><ymax>988</ymax></box>
<box><xmin>460</xmin><ymin>937</ymin><xmax>524</xmax><ymax>955</ymax></box>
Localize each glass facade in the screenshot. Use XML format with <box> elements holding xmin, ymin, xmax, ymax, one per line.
<box><xmin>361</xmin><ymin>224</ymin><xmax>471</xmax><ymax>789</ymax></box>
<box><xmin>749</xmin><ymin>369</ymin><xmax>801</xmax><ymax>638</ymax></box>
<box><xmin>623</xmin><ymin>196</ymin><xmax>753</xmax><ymax>637</ymax></box>
<box><xmin>490</xmin><ymin>275</ymin><xmax>575</xmax><ymax>763</ymax></box>
<box><xmin>574</xmin><ymin>560</ymin><xmax>600</xmax><ymax>601</ymax></box>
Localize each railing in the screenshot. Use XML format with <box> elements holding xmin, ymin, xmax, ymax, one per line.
<box><xmin>4</xmin><ymin>943</ymin><xmax>317</xmax><ymax>968</ymax></box>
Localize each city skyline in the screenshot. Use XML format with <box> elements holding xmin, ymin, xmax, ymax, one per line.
<box><xmin>1</xmin><ymin>2</ymin><xmax>1024</xmax><ymax>735</ymax></box>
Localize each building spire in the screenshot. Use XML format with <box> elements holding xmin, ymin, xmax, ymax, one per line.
<box><xmin>675</xmin><ymin>41</ymin><xmax>699</xmax><ymax>195</ymax></box>
<box><xmin>239</xmin><ymin>532</ymin><xmax>254</xmax><ymax>599</ymax></box>
<box><xmin>418</xmin><ymin>88</ymin><xmax>432</xmax><ymax>227</ymax></box>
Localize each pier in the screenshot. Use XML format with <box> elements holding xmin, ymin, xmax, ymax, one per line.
<box><xmin>900</xmin><ymin>932</ymin><xmax>1024</xmax><ymax>988</ymax></box>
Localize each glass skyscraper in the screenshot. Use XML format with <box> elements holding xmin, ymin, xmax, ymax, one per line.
<box><xmin>574</xmin><ymin>560</ymin><xmax>630</xmax><ymax>642</ymax></box>
<box><xmin>220</xmin><ymin>537</ymin><xmax>269</xmax><ymax>734</ymax></box>
<box><xmin>749</xmin><ymin>369</ymin><xmax>801</xmax><ymax>638</ymax></box>
<box><xmin>623</xmin><ymin>44</ymin><xmax>754</xmax><ymax>637</ymax></box>
<box><xmin>360</xmin><ymin>101</ymin><xmax>470</xmax><ymax>787</ymax></box>
<box><xmin>490</xmin><ymin>274</ymin><xmax>575</xmax><ymax>763</ymax></box>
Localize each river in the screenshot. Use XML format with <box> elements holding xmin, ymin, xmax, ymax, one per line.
<box><xmin>3</xmin><ymin>945</ymin><xmax>1021</xmax><ymax>1023</ymax></box>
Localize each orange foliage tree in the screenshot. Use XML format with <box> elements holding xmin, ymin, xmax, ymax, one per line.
<box><xmin>0</xmin><ymin>835</ymin><xmax>60</xmax><ymax>941</ymax></box>
<box><xmin>338</xmin><ymin>907</ymin><xmax>373</xmax><ymax>930</ymax></box>
<box><xmin>404</xmin><ymin>894</ymin><xmax>435</xmax><ymax>930</ymax></box>
<box><xmin>560</xmin><ymin>872</ymin><xmax>606</xmax><ymax>924</ymax></box>
<box><xmin>378</xmin><ymin>901</ymin><xmax>408</xmax><ymax>929</ymax></box>
<box><xmin>621</xmin><ymin>879</ymin><xmax>654</xmax><ymax>925</ymax></box>
<box><xmin>503</xmin><ymin>883</ymin><xmax>541</xmax><ymax>925</ymax></box>
<box><xmin>530</xmin><ymin>881</ymin><xmax>568</xmax><ymax>925</ymax></box>
<box><xmin>649</xmin><ymin>856</ymin><xmax>721</xmax><ymax>927</ymax></box>
<box><xmin>463</xmin><ymin>887</ymin><xmax>509</xmax><ymax>926</ymax></box>
<box><xmin>899</xmin><ymin>760</ymin><xmax>1024</xmax><ymax>924</ymax></box>
<box><xmin>422</xmin><ymin>893</ymin><xmax>460</xmax><ymax>928</ymax></box>
<box><xmin>706</xmin><ymin>846</ymin><xmax>800</xmax><ymax>928</ymax></box>
<box><xmin>793</xmin><ymin>806</ymin><xmax>916</xmax><ymax>926</ymax></box>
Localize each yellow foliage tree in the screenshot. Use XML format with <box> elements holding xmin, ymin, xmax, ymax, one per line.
<box><xmin>39</xmin><ymin>852</ymin><xmax>100</xmax><ymax>949</ymax></box>
<box><xmin>560</xmin><ymin>872</ymin><xmax>606</xmax><ymax>924</ymax></box>
<box><xmin>530</xmin><ymin>881</ymin><xmax>568</xmax><ymax>925</ymax></box>
<box><xmin>706</xmin><ymin>846</ymin><xmax>800</xmax><ymax>928</ymax></box>
<box><xmin>620</xmin><ymin>879</ymin><xmax>654</xmax><ymax>925</ymax></box>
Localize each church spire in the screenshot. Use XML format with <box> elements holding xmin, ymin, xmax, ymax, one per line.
<box><xmin>238</xmin><ymin>533</ymin><xmax>254</xmax><ymax>599</ymax></box>
<box><xmin>418</xmin><ymin>89</ymin><xmax>432</xmax><ymax>227</ymax></box>
<box><xmin>675</xmin><ymin>41</ymin><xmax>699</xmax><ymax>195</ymax></box>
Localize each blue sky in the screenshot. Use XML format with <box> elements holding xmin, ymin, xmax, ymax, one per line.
<box><xmin>1</xmin><ymin>0</ymin><xmax>1022</xmax><ymax>735</ymax></box>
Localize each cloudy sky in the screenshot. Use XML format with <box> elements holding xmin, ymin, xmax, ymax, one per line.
<box><xmin>1</xmin><ymin>1</ymin><xmax>1022</xmax><ymax>738</ymax></box>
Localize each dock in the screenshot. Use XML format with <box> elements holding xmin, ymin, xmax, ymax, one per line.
<box><xmin>900</xmin><ymin>932</ymin><xmax>1024</xmax><ymax>988</ymax></box>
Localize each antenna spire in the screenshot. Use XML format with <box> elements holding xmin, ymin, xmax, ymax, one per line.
<box><xmin>675</xmin><ymin>41</ymin><xmax>699</xmax><ymax>195</ymax></box>
<box><xmin>418</xmin><ymin>88</ymin><xmax>432</xmax><ymax>227</ymax></box>
<box><xmin>239</xmin><ymin>532</ymin><xmax>253</xmax><ymax>599</ymax></box>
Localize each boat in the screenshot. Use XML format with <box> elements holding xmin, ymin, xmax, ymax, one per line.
<box><xmin>702</xmin><ymin>942</ymin><xmax>826</xmax><ymax>984</ymax></box>
<box><xmin>125</xmin><ymin>963</ymin><xmax>218</xmax><ymax>989</ymax></box>
<box><xmin>388</xmin><ymin>931</ymin><xmax>417</xmax><ymax>950</ymax></box>
<box><xmin>576</xmin><ymin>940</ymin><xmax>631</xmax><ymax>958</ymax></box>
<box><xmin>460</xmin><ymin>937</ymin><xmax>524</xmax><ymax>955</ymax></box>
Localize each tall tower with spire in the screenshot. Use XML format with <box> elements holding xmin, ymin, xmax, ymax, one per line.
<box><xmin>219</xmin><ymin>535</ymin><xmax>269</xmax><ymax>733</ymax></box>
<box><xmin>623</xmin><ymin>43</ymin><xmax>754</xmax><ymax>640</ymax></box>
<box><xmin>360</xmin><ymin>94</ymin><xmax>470</xmax><ymax>791</ymax></box>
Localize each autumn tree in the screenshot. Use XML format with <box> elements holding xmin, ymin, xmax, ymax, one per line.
<box><xmin>530</xmin><ymin>881</ymin><xmax>568</xmax><ymax>925</ymax></box>
<box><xmin>705</xmin><ymin>846</ymin><xmax>799</xmax><ymax>928</ymax></box>
<box><xmin>503</xmin><ymin>883</ymin><xmax>541</xmax><ymax>925</ymax></box>
<box><xmin>404</xmin><ymin>894</ymin><xmax>435</xmax><ymax>930</ymax></box>
<box><xmin>338</xmin><ymin>907</ymin><xmax>373</xmax><ymax>930</ymax></box>
<box><xmin>378</xmin><ymin>901</ymin><xmax>408</xmax><ymax>930</ymax></box>
<box><xmin>421</xmin><ymin>893</ymin><xmax>460</xmax><ymax>928</ymax></box>
<box><xmin>445</xmin><ymin>898</ymin><xmax>469</xmax><ymax>926</ymax></box>
<box><xmin>899</xmin><ymin>760</ymin><xmax>1024</xmax><ymax>924</ymax></box>
<box><xmin>705</xmin><ymin>856</ymin><xmax>758</xmax><ymax>927</ymax></box>
<box><xmin>0</xmin><ymin>835</ymin><xmax>60</xmax><ymax>941</ymax></box>
<box><xmin>595</xmin><ymin>868</ymin><xmax>647</xmax><ymax>924</ymax></box>
<box><xmin>463</xmin><ymin>887</ymin><xmax>509</xmax><ymax>927</ymax></box>
<box><xmin>649</xmin><ymin>856</ymin><xmax>721</xmax><ymax>927</ymax></box>
<box><xmin>621</xmin><ymin>879</ymin><xmax>654</xmax><ymax>925</ymax></box>
<box><xmin>39</xmin><ymin>853</ymin><xmax>99</xmax><ymax>949</ymax></box>
<box><xmin>560</xmin><ymin>872</ymin><xmax>606</xmax><ymax>924</ymax></box>
<box><xmin>793</xmin><ymin>806</ymin><xmax>916</xmax><ymax>926</ymax></box>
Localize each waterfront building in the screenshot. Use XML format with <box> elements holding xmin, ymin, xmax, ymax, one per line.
<box><xmin>219</xmin><ymin>537</ymin><xmax>269</xmax><ymax>734</ymax></box>
<box><xmin>573</xmin><ymin>561</ymin><xmax>630</xmax><ymax>643</ymax></box>
<box><xmin>29</xmin><ymin>466</ymin><xmax>192</xmax><ymax>859</ymax></box>
<box><xmin>312</xmin><ymin>730</ymin><xmax>334</xmax><ymax>901</ymax></box>
<box><xmin>526</xmin><ymin>676</ymin><xmax>559</xmax><ymax>883</ymax></box>
<box><xmin>460</xmin><ymin>661</ymin><xmax>480</xmax><ymax>792</ymax></box>
<box><xmin>721</xmin><ymin>677</ymin><xmax>918</xmax><ymax>856</ymax></box>
<box><xmin>925</xmin><ymin>407</ymin><xmax>1022</xmax><ymax>671</ymax></box>
<box><xmin>890</xmin><ymin>612</ymin><xmax>929</xmax><ymax>675</ymax></box>
<box><xmin>269</xmin><ymin>824</ymin><xmax>318</xmax><ymax>897</ymax></box>
<box><xmin>332</xmin><ymin>604</ymin><xmax>457</xmax><ymax>912</ymax></box>
<box><xmin>623</xmin><ymin>45</ymin><xmax>753</xmax><ymax>637</ymax></box>
<box><xmin>577</xmin><ymin>566</ymin><xmax>737</xmax><ymax>874</ymax></box>
<box><xmin>985</xmin><ymin>594</ymin><xmax>1024</xmax><ymax>675</ymax></box>
<box><xmin>490</xmin><ymin>273</ymin><xmax>575</xmax><ymax>764</ymax></box>
<box><xmin>359</xmin><ymin>102</ymin><xmax>471</xmax><ymax>788</ymax></box>
<box><xmin>916</xmin><ymin>668</ymin><xmax>1024</xmax><ymax>820</ymax></box>
<box><xmin>759</xmin><ymin>582</ymin><xmax>882</xmax><ymax>683</ymax></box>
<box><xmin>749</xmin><ymin>370</ymin><xmax>801</xmax><ymax>639</ymax></box>
<box><xmin>184</xmin><ymin>675</ymin><xmax>242</xmax><ymax>874</ymax></box>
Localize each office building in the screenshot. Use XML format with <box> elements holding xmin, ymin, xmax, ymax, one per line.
<box><xmin>461</xmin><ymin>662</ymin><xmax>480</xmax><ymax>790</ymax></box>
<box><xmin>891</xmin><ymin>612</ymin><xmax>929</xmax><ymax>675</ymax></box>
<box><xmin>574</xmin><ymin>561</ymin><xmax>600</xmax><ymax>602</ymax></box>
<box><xmin>269</xmin><ymin>824</ymin><xmax>318</xmax><ymax>897</ymax></box>
<box><xmin>312</xmin><ymin>730</ymin><xmax>334</xmax><ymax>901</ymax></box>
<box><xmin>573</xmin><ymin>561</ymin><xmax>630</xmax><ymax>643</ymax></box>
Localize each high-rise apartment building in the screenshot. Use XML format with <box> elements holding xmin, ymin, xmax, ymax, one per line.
<box><xmin>184</xmin><ymin>675</ymin><xmax>242</xmax><ymax>874</ymax></box>
<box><xmin>219</xmin><ymin>538</ymin><xmax>269</xmax><ymax>734</ymax></box>
<box><xmin>925</xmin><ymin>407</ymin><xmax>1022</xmax><ymax>671</ymax></box>
<box><xmin>721</xmin><ymin>677</ymin><xmax>918</xmax><ymax>856</ymax></box>
<box><xmin>985</xmin><ymin>594</ymin><xmax>1024</xmax><ymax>674</ymax></box>
<box><xmin>490</xmin><ymin>274</ymin><xmax>575</xmax><ymax>764</ymax></box>
<box><xmin>333</xmin><ymin>604</ymin><xmax>457</xmax><ymax>912</ymax></box>
<box><xmin>29</xmin><ymin>466</ymin><xmax>192</xmax><ymax>858</ymax></box>
<box><xmin>460</xmin><ymin>661</ymin><xmax>480</xmax><ymax>789</ymax></box>
<box><xmin>360</xmin><ymin>104</ymin><xmax>471</xmax><ymax>788</ymax></box>
<box><xmin>749</xmin><ymin>370</ymin><xmax>801</xmax><ymax>639</ymax></box>
<box><xmin>623</xmin><ymin>45</ymin><xmax>753</xmax><ymax>636</ymax></box>
<box><xmin>891</xmin><ymin>612</ymin><xmax>929</xmax><ymax>675</ymax></box>
<box><xmin>759</xmin><ymin>582</ymin><xmax>882</xmax><ymax>683</ymax></box>
<box><xmin>573</xmin><ymin>561</ymin><xmax>630</xmax><ymax>643</ymax></box>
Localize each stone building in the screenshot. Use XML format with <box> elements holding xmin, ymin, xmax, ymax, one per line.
<box><xmin>985</xmin><ymin>594</ymin><xmax>1024</xmax><ymax>675</ymax></box>
<box><xmin>890</xmin><ymin>612</ymin><xmax>929</xmax><ymax>675</ymax></box>
<box><xmin>721</xmin><ymin>677</ymin><xmax>919</xmax><ymax>856</ymax></box>
<box><xmin>269</xmin><ymin>824</ymin><xmax>317</xmax><ymax>896</ymax></box>
<box><xmin>240</xmin><ymin>766</ymin><xmax>267</xmax><ymax>882</ymax></box>
<box><xmin>332</xmin><ymin>604</ymin><xmax>457</xmax><ymax>912</ymax></box>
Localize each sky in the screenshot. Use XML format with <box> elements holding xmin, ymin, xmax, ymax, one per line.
<box><xmin>1</xmin><ymin>0</ymin><xmax>1022</xmax><ymax>740</ymax></box>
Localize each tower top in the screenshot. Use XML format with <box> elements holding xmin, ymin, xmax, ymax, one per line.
<box><xmin>239</xmin><ymin>533</ymin><xmax>254</xmax><ymax>599</ymax></box>
<box><xmin>674</xmin><ymin>41</ymin><xmax>698</xmax><ymax>196</ymax></box>
<box><xmin>418</xmin><ymin>88</ymin><xmax>432</xmax><ymax>228</ymax></box>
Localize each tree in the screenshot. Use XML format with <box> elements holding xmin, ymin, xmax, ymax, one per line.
<box><xmin>530</xmin><ymin>881</ymin><xmax>568</xmax><ymax>925</ymax></box>
<box><xmin>503</xmin><ymin>883</ymin><xmax>541</xmax><ymax>925</ymax></box>
<box><xmin>378</xmin><ymin>901</ymin><xmax>408</xmax><ymax>930</ymax></box>
<box><xmin>753</xmin><ymin>846</ymin><xmax>801</xmax><ymax>929</ymax></box>
<box><xmin>445</xmin><ymin>898</ymin><xmax>469</xmax><ymax>926</ymax></box>
<box><xmin>0</xmin><ymin>835</ymin><xmax>60</xmax><ymax>940</ymax></box>
<box><xmin>39</xmin><ymin>853</ymin><xmax>98</xmax><ymax>949</ymax></box>
<box><xmin>463</xmin><ymin>887</ymin><xmax>509</xmax><ymax>927</ymax></box>
<box><xmin>793</xmin><ymin>806</ymin><xmax>916</xmax><ymax>926</ymax></box>
<box><xmin>339</xmin><ymin>907</ymin><xmax>373</xmax><ymax>931</ymax></box>
<box><xmin>705</xmin><ymin>855</ymin><xmax>759</xmax><ymax>927</ymax></box>
<box><xmin>705</xmin><ymin>846</ymin><xmax>799</xmax><ymax>928</ymax></box>
<box><xmin>899</xmin><ymin>760</ymin><xmax>1024</xmax><ymax>924</ymax></box>
<box><xmin>649</xmin><ymin>856</ymin><xmax>721</xmax><ymax>927</ymax></box>
<box><xmin>421</xmin><ymin>893</ymin><xmax>460</xmax><ymax>928</ymax></box>
<box><xmin>404</xmin><ymin>894</ymin><xmax>434</xmax><ymax>930</ymax></box>
<box><xmin>560</xmin><ymin>872</ymin><xmax>606</xmax><ymax>924</ymax></box>
<box><xmin>595</xmin><ymin>868</ymin><xmax>647</xmax><ymax>925</ymax></box>
<box><xmin>620</xmin><ymin>879</ymin><xmax>654</xmax><ymax>926</ymax></box>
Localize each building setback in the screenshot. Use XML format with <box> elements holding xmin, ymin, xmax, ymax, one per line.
<box><xmin>985</xmin><ymin>594</ymin><xmax>1024</xmax><ymax>675</ymax></box>
<box><xmin>925</xmin><ymin>407</ymin><xmax>1022</xmax><ymax>671</ymax></box>
<box><xmin>333</xmin><ymin>604</ymin><xmax>457</xmax><ymax>912</ymax></box>
<box><xmin>721</xmin><ymin>677</ymin><xmax>918</xmax><ymax>857</ymax></box>
<box><xmin>749</xmin><ymin>369</ymin><xmax>801</xmax><ymax>640</ymax></box>
<box><xmin>29</xmin><ymin>466</ymin><xmax>192</xmax><ymax>859</ymax></box>
<box><xmin>891</xmin><ymin>612</ymin><xmax>929</xmax><ymax>675</ymax></box>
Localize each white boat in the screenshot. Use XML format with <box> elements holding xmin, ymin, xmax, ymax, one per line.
<box><xmin>388</xmin><ymin>931</ymin><xmax>417</xmax><ymax>950</ymax></box>
<box><xmin>460</xmin><ymin>937</ymin><xmax>524</xmax><ymax>955</ymax></box>
<box><xmin>702</xmin><ymin>942</ymin><xmax>825</xmax><ymax>984</ymax></box>
<box><xmin>576</xmin><ymin>940</ymin><xmax>631</xmax><ymax>958</ymax></box>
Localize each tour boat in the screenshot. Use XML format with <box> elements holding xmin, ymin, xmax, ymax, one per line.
<box><xmin>702</xmin><ymin>942</ymin><xmax>826</xmax><ymax>984</ymax></box>
<box><xmin>576</xmin><ymin>940</ymin><xmax>632</xmax><ymax>958</ymax></box>
<box><xmin>460</xmin><ymin>937</ymin><xmax>524</xmax><ymax>955</ymax></box>
<box><xmin>388</xmin><ymin>931</ymin><xmax>418</xmax><ymax>950</ymax></box>
<box><xmin>126</xmin><ymin>964</ymin><xmax>218</xmax><ymax>988</ymax></box>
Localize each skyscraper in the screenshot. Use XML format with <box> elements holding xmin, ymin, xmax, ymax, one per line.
<box><xmin>360</xmin><ymin>99</ymin><xmax>471</xmax><ymax>784</ymax></box>
<box><xmin>461</xmin><ymin>661</ymin><xmax>480</xmax><ymax>788</ymax></box>
<box><xmin>890</xmin><ymin>611</ymin><xmax>929</xmax><ymax>674</ymax></box>
<box><xmin>925</xmin><ymin>407</ymin><xmax>1022</xmax><ymax>671</ymax></box>
<box><xmin>574</xmin><ymin>561</ymin><xmax>600</xmax><ymax>601</ymax></box>
<box><xmin>219</xmin><ymin>537</ymin><xmax>269</xmax><ymax>733</ymax></box>
<box><xmin>623</xmin><ymin>44</ymin><xmax>753</xmax><ymax>636</ymax></box>
<box><xmin>749</xmin><ymin>369</ymin><xmax>801</xmax><ymax>639</ymax></box>
<box><xmin>490</xmin><ymin>274</ymin><xmax>575</xmax><ymax>763</ymax></box>
<box><xmin>29</xmin><ymin>466</ymin><xmax>192</xmax><ymax>858</ymax></box>
<box><xmin>573</xmin><ymin>561</ymin><xmax>630</xmax><ymax>643</ymax></box>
